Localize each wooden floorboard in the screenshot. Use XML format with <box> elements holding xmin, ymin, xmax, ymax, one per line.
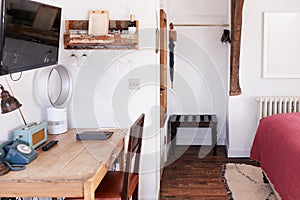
<box><xmin>160</xmin><ymin>145</ymin><xmax>257</xmax><ymax>200</ymax></box>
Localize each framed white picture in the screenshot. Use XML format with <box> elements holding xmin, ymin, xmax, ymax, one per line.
<box><xmin>263</xmin><ymin>12</ymin><xmax>300</xmax><ymax>78</ymax></box>
<box><xmin>88</xmin><ymin>10</ymin><xmax>109</xmax><ymax>36</ymax></box>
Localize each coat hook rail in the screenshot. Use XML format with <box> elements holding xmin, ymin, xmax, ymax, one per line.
<box><xmin>172</xmin><ymin>23</ymin><xmax>229</xmax><ymax>27</ymax></box>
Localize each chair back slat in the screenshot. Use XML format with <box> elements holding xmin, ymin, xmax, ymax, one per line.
<box><xmin>122</xmin><ymin>114</ymin><xmax>145</xmax><ymax>200</ymax></box>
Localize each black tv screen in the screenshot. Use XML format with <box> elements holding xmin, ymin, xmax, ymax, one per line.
<box><xmin>0</xmin><ymin>0</ymin><xmax>61</xmax><ymax>75</ymax></box>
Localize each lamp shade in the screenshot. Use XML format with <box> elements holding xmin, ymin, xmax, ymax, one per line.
<box><xmin>0</xmin><ymin>84</ymin><xmax>22</xmax><ymax>114</ymax></box>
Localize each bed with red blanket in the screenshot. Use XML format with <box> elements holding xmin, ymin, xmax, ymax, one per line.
<box><xmin>250</xmin><ymin>112</ymin><xmax>300</xmax><ymax>200</ymax></box>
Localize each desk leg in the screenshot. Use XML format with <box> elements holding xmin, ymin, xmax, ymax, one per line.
<box><xmin>84</xmin><ymin>181</ymin><xmax>95</xmax><ymax>200</ymax></box>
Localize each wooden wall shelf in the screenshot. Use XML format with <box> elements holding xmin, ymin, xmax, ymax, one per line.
<box><xmin>64</xmin><ymin>20</ymin><xmax>138</xmax><ymax>49</ymax></box>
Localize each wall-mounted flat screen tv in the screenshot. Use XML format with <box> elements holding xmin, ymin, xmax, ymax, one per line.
<box><xmin>0</xmin><ymin>0</ymin><xmax>61</xmax><ymax>75</ymax></box>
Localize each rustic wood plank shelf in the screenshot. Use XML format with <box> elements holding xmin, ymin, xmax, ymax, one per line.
<box><xmin>64</xmin><ymin>20</ymin><xmax>138</xmax><ymax>50</ymax></box>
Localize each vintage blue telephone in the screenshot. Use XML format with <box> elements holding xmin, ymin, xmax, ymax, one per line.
<box><xmin>0</xmin><ymin>140</ymin><xmax>38</xmax><ymax>171</ymax></box>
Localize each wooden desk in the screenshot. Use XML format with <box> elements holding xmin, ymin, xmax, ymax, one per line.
<box><xmin>0</xmin><ymin>128</ymin><xmax>126</xmax><ymax>200</ymax></box>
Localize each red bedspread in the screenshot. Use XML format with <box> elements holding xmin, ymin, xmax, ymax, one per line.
<box><xmin>250</xmin><ymin>112</ymin><xmax>300</xmax><ymax>200</ymax></box>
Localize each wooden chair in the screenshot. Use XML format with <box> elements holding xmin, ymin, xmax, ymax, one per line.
<box><xmin>66</xmin><ymin>114</ymin><xmax>145</xmax><ymax>200</ymax></box>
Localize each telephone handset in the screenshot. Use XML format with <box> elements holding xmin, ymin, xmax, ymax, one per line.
<box><xmin>0</xmin><ymin>140</ymin><xmax>38</xmax><ymax>172</ymax></box>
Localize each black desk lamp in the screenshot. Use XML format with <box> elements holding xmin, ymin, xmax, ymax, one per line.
<box><xmin>1</xmin><ymin>83</ymin><xmax>47</xmax><ymax>150</ymax></box>
<box><xmin>0</xmin><ymin>84</ymin><xmax>27</xmax><ymax>125</ymax></box>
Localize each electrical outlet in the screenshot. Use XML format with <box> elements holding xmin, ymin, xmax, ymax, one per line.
<box><xmin>128</xmin><ymin>78</ymin><xmax>140</xmax><ymax>89</ymax></box>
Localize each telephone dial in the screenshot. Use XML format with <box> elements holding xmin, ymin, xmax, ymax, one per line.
<box><xmin>0</xmin><ymin>140</ymin><xmax>38</xmax><ymax>173</ymax></box>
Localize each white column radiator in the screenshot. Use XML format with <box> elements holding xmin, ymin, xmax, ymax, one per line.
<box><xmin>256</xmin><ymin>96</ymin><xmax>300</xmax><ymax>120</ymax></box>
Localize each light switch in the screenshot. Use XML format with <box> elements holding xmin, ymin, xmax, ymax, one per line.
<box><xmin>128</xmin><ymin>78</ymin><xmax>140</xmax><ymax>89</ymax></box>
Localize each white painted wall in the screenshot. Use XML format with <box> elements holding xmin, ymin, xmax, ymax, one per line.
<box><xmin>227</xmin><ymin>0</ymin><xmax>300</xmax><ymax>157</ymax></box>
<box><xmin>0</xmin><ymin>0</ymin><xmax>161</xmax><ymax>199</ymax></box>
<box><xmin>167</xmin><ymin>0</ymin><xmax>229</xmax><ymax>146</ymax></box>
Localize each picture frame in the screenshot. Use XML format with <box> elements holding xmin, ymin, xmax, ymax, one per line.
<box><xmin>88</xmin><ymin>10</ymin><xmax>109</xmax><ymax>36</ymax></box>
<box><xmin>263</xmin><ymin>12</ymin><xmax>300</xmax><ymax>78</ymax></box>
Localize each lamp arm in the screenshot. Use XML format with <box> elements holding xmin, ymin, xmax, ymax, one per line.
<box><xmin>18</xmin><ymin>108</ymin><xmax>27</xmax><ymax>126</ymax></box>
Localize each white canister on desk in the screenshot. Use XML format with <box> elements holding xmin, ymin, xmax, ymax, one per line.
<box><xmin>47</xmin><ymin>107</ymin><xmax>68</xmax><ymax>134</ymax></box>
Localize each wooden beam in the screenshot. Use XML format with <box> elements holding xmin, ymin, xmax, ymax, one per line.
<box><xmin>230</xmin><ymin>0</ymin><xmax>245</xmax><ymax>96</ymax></box>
